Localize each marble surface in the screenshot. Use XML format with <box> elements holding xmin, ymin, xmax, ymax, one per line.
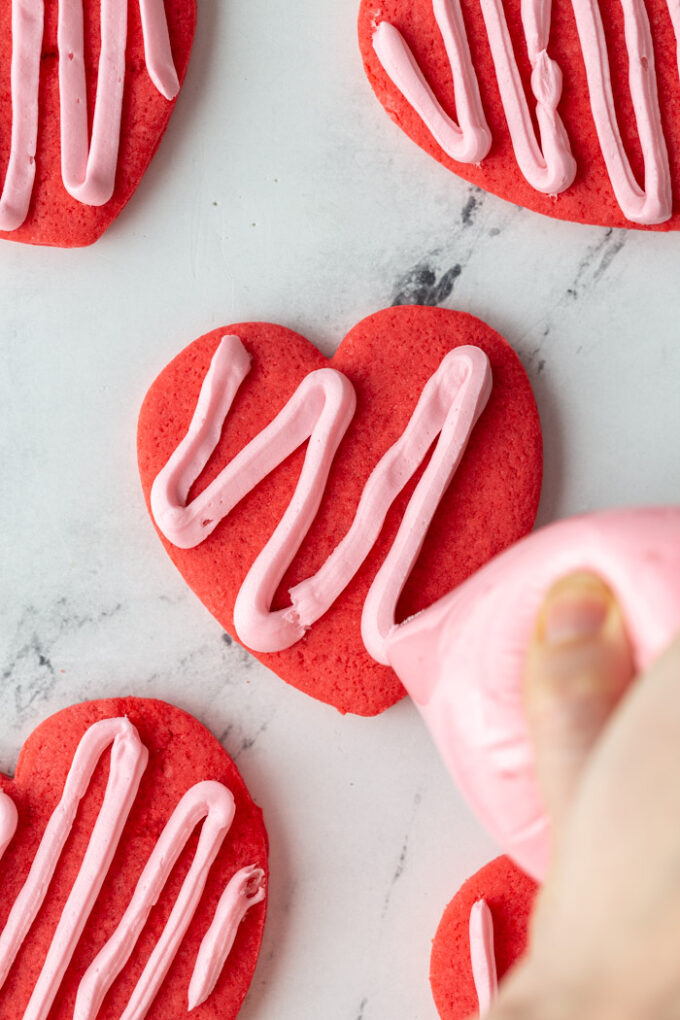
<box><xmin>1</xmin><ymin>1</ymin><xmax>679</xmax><ymax>1017</ymax></box>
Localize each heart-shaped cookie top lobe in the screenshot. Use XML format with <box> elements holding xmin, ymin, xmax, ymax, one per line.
<box><xmin>359</xmin><ymin>0</ymin><xmax>680</xmax><ymax>228</ymax></box>
<box><xmin>0</xmin><ymin>0</ymin><xmax>195</xmax><ymax>247</ymax></box>
<box><xmin>0</xmin><ymin>697</ymin><xmax>268</xmax><ymax>1019</ymax></box>
<box><xmin>386</xmin><ymin>507</ymin><xmax>680</xmax><ymax>879</ymax></box>
<box><xmin>138</xmin><ymin>306</ymin><xmax>543</xmax><ymax>716</ymax></box>
<box><xmin>430</xmin><ymin>856</ymin><xmax>537</xmax><ymax>1019</ymax></box>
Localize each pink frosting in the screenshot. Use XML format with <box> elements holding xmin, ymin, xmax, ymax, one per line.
<box><xmin>0</xmin><ymin>791</ymin><xmax>18</xmax><ymax>861</ymax></box>
<box><xmin>0</xmin><ymin>0</ymin><xmax>179</xmax><ymax>232</ymax></box>
<box><xmin>372</xmin><ymin>12</ymin><xmax>491</xmax><ymax>165</ymax></box>
<box><xmin>189</xmin><ymin>864</ymin><xmax>266</xmax><ymax>1010</ymax></box>
<box><xmin>151</xmin><ymin>335</ymin><xmax>492</xmax><ymax>661</ymax></box>
<box><xmin>385</xmin><ymin>507</ymin><xmax>680</xmax><ymax>879</ymax></box>
<box><xmin>570</xmin><ymin>0</ymin><xmax>671</xmax><ymax>223</ymax></box>
<box><xmin>0</xmin><ymin>0</ymin><xmax>43</xmax><ymax>231</ymax></box>
<box><xmin>469</xmin><ymin>899</ymin><xmax>498</xmax><ymax>1016</ymax></box>
<box><xmin>372</xmin><ymin>0</ymin><xmax>672</xmax><ymax>224</ymax></box>
<box><xmin>0</xmin><ymin>717</ymin><xmax>149</xmax><ymax>1020</ymax></box>
<box><xmin>75</xmin><ymin>780</ymin><xmax>236</xmax><ymax>1020</ymax></box>
<box><xmin>0</xmin><ymin>717</ymin><xmax>265</xmax><ymax>1018</ymax></box>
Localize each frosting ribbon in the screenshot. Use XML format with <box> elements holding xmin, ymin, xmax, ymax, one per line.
<box><xmin>0</xmin><ymin>793</ymin><xmax>18</xmax><ymax>860</ymax></box>
<box><xmin>469</xmin><ymin>899</ymin><xmax>498</xmax><ymax>1016</ymax></box>
<box><xmin>0</xmin><ymin>717</ymin><xmax>264</xmax><ymax>1019</ymax></box>
<box><xmin>372</xmin><ymin>0</ymin><xmax>673</xmax><ymax>224</ymax></box>
<box><xmin>0</xmin><ymin>0</ymin><xmax>179</xmax><ymax>232</ymax></box>
<box><xmin>151</xmin><ymin>334</ymin><xmax>492</xmax><ymax>663</ymax></box>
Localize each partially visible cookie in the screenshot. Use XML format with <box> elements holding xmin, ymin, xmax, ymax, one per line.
<box><xmin>431</xmin><ymin>856</ymin><xmax>537</xmax><ymax>1019</ymax></box>
<box><xmin>0</xmin><ymin>697</ymin><xmax>268</xmax><ymax>1019</ymax></box>
<box><xmin>0</xmin><ymin>0</ymin><xmax>195</xmax><ymax>247</ymax></box>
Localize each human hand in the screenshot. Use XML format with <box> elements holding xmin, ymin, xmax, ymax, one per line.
<box><xmin>488</xmin><ymin>573</ymin><xmax>680</xmax><ymax>1020</ymax></box>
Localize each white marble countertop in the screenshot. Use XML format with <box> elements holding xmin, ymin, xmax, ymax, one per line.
<box><xmin>1</xmin><ymin>2</ymin><xmax>679</xmax><ymax>1018</ymax></box>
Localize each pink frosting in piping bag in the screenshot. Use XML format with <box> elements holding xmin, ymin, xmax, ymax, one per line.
<box><xmin>0</xmin><ymin>0</ymin><xmax>179</xmax><ymax>232</ymax></box>
<box><xmin>151</xmin><ymin>335</ymin><xmax>492</xmax><ymax>660</ymax></box>
<box><xmin>0</xmin><ymin>717</ymin><xmax>265</xmax><ymax>1018</ymax></box>
<box><xmin>385</xmin><ymin>507</ymin><xmax>680</xmax><ymax>880</ymax></box>
<box><xmin>372</xmin><ymin>0</ymin><xmax>673</xmax><ymax>224</ymax></box>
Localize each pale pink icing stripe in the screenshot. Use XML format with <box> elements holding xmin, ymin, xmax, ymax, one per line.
<box><xmin>372</xmin><ymin>0</ymin><xmax>672</xmax><ymax>223</ymax></box>
<box><xmin>478</xmin><ymin>0</ymin><xmax>576</xmax><ymax>194</ymax></box>
<box><xmin>469</xmin><ymin>900</ymin><xmax>498</xmax><ymax>1016</ymax></box>
<box><xmin>151</xmin><ymin>335</ymin><xmax>357</xmax><ymax>653</ymax></box>
<box><xmin>667</xmin><ymin>0</ymin><xmax>680</xmax><ymax>79</ymax></box>
<box><xmin>189</xmin><ymin>864</ymin><xmax>266</xmax><ymax>1010</ymax></box>
<box><xmin>58</xmin><ymin>0</ymin><xmax>180</xmax><ymax>207</ymax></box>
<box><xmin>139</xmin><ymin>0</ymin><xmax>181</xmax><ymax>99</ymax></box>
<box><xmin>0</xmin><ymin>718</ymin><xmax>149</xmax><ymax>1020</ymax></box>
<box><xmin>359</xmin><ymin>344</ymin><xmax>490</xmax><ymax>663</ymax></box>
<box><xmin>372</xmin><ymin>10</ymin><xmax>491</xmax><ymax>164</ymax></box>
<box><xmin>0</xmin><ymin>719</ymin><xmax>265</xmax><ymax>1018</ymax></box>
<box><xmin>59</xmin><ymin>0</ymin><xmax>130</xmax><ymax>206</ymax></box>
<box><xmin>151</xmin><ymin>336</ymin><xmax>492</xmax><ymax>662</ymax></box>
<box><xmin>74</xmin><ymin>780</ymin><xmax>237</xmax><ymax>1020</ymax></box>
<box><xmin>0</xmin><ymin>0</ymin><xmax>43</xmax><ymax>231</ymax></box>
<box><xmin>373</xmin><ymin>0</ymin><xmax>575</xmax><ymax>196</ymax></box>
<box><xmin>570</xmin><ymin>0</ymin><xmax>671</xmax><ymax>224</ymax></box>
<box><xmin>0</xmin><ymin>0</ymin><xmax>179</xmax><ymax>230</ymax></box>
<box><xmin>0</xmin><ymin>791</ymin><xmax>18</xmax><ymax>861</ymax></box>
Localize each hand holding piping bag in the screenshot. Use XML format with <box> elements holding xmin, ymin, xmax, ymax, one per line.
<box><xmin>488</xmin><ymin>573</ymin><xmax>680</xmax><ymax>1020</ymax></box>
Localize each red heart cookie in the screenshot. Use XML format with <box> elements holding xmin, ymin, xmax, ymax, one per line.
<box><xmin>358</xmin><ymin>0</ymin><xmax>680</xmax><ymax>229</ymax></box>
<box><xmin>137</xmin><ymin>305</ymin><xmax>542</xmax><ymax>716</ymax></box>
<box><xmin>0</xmin><ymin>0</ymin><xmax>195</xmax><ymax>247</ymax></box>
<box><xmin>430</xmin><ymin>856</ymin><xmax>537</xmax><ymax>1019</ymax></box>
<box><xmin>0</xmin><ymin>698</ymin><xmax>268</xmax><ymax>1020</ymax></box>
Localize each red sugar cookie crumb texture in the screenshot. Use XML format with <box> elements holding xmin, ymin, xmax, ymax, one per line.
<box><xmin>0</xmin><ymin>697</ymin><xmax>268</xmax><ymax>1020</ymax></box>
<box><xmin>0</xmin><ymin>0</ymin><xmax>195</xmax><ymax>248</ymax></box>
<box><xmin>137</xmin><ymin>305</ymin><xmax>543</xmax><ymax>716</ymax></box>
<box><xmin>358</xmin><ymin>0</ymin><xmax>680</xmax><ymax>230</ymax></box>
<box><xmin>430</xmin><ymin>855</ymin><xmax>538</xmax><ymax>1020</ymax></box>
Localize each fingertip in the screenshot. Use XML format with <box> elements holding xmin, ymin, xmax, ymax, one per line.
<box><xmin>525</xmin><ymin>571</ymin><xmax>634</xmax><ymax>833</ymax></box>
<box><xmin>536</xmin><ymin>573</ymin><xmax>614</xmax><ymax>647</ymax></box>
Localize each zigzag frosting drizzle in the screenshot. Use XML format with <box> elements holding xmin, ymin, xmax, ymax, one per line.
<box><xmin>150</xmin><ymin>335</ymin><xmax>492</xmax><ymax>664</ymax></box>
<box><xmin>372</xmin><ymin>0</ymin><xmax>673</xmax><ymax>224</ymax></box>
<box><xmin>0</xmin><ymin>717</ymin><xmax>265</xmax><ymax>1020</ymax></box>
<box><xmin>0</xmin><ymin>0</ymin><xmax>179</xmax><ymax>231</ymax></box>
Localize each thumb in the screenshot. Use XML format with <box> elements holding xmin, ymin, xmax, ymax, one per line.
<box><xmin>524</xmin><ymin>572</ymin><xmax>634</xmax><ymax>838</ymax></box>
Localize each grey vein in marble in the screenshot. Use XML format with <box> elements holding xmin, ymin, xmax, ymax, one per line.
<box><xmin>381</xmin><ymin>790</ymin><xmax>422</xmax><ymax>919</ymax></box>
